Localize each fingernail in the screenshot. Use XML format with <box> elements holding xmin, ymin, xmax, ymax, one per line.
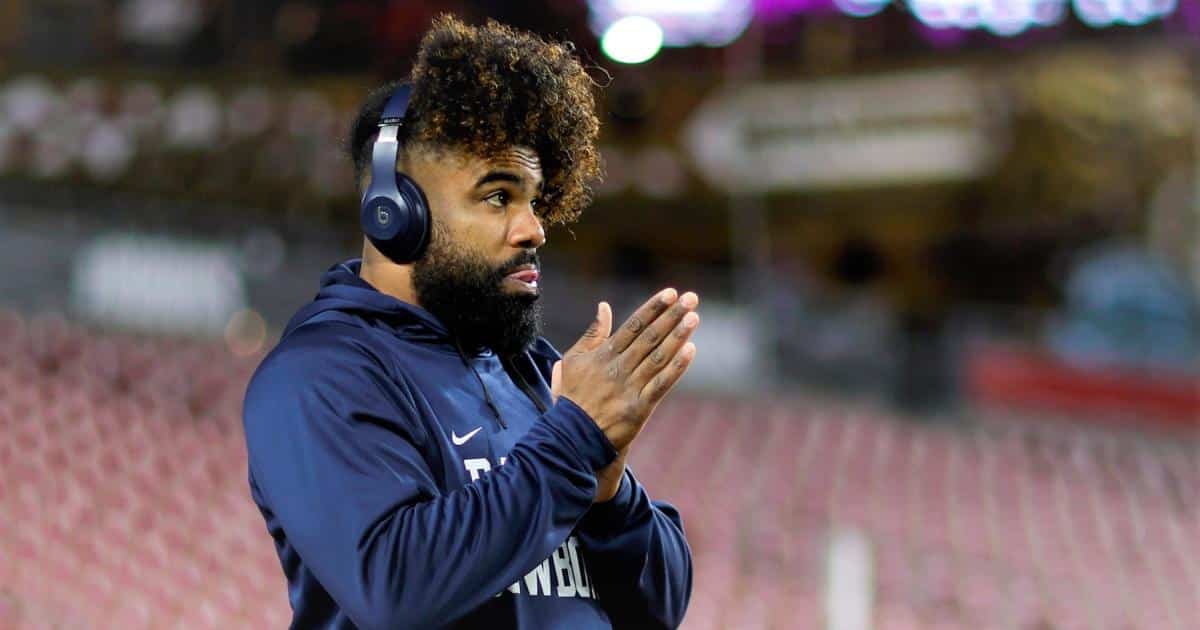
<box><xmin>681</xmin><ymin>292</ymin><xmax>698</xmax><ymax>308</ymax></box>
<box><xmin>660</xmin><ymin>288</ymin><xmax>678</xmax><ymax>304</ymax></box>
<box><xmin>683</xmin><ymin>312</ymin><xmax>699</xmax><ymax>328</ymax></box>
<box><xmin>682</xmin><ymin>342</ymin><xmax>696</xmax><ymax>358</ymax></box>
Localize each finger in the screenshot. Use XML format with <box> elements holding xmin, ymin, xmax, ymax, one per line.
<box><xmin>551</xmin><ymin>360</ymin><xmax>562</xmax><ymax>401</ymax></box>
<box><xmin>621</xmin><ymin>291</ymin><xmax>698</xmax><ymax>370</ymax></box>
<box><xmin>566</xmin><ymin>302</ymin><xmax>613</xmax><ymax>356</ymax></box>
<box><xmin>639</xmin><ymin>342</ymin><xmax>697</xmax><ymax>405</ymax></box>
<box><xmin>597</xmin><ymin>302</ymin><xmax>612</xmax><ymax>344</ymax></box>
<box><xmin>630</xmin><ymin>310</ymin><xmax>699</xmax><ymax>388</ymax></box>
<box><xmin>608</xmin><ymin>289</ymin><xmax>677</xmax><ymax>355</ymax></box>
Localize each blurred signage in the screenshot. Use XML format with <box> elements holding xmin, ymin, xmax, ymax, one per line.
<box><xmin>683</xmin><ymin>69</ymin><xmax>998</xmax><ymax>193</ymax></box>
<box><xmin>966</xmin><ymin>344</ymin><xmax>1200</xmax><ymax>427</ymax></box>
<box><xmin>71</xmin><ymin>233</ymin><xmax>247</xmax><ymax>337</ymax></box>
<box><xmin>678</xmin><ymin>304</ymin><xmax>765</xmax><ymax>393</ymax></box>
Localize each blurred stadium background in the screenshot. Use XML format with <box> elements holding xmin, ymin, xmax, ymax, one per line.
<box><xmin>1</xmin><ymin>1</ymin><xmax>1198</xmax><ymax>628</ymax></box>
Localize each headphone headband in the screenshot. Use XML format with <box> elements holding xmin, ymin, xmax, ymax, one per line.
<box><xmin>379</xmin><ymin>83</ymin><xmax>413</xmax><ymax>127</ymax></box>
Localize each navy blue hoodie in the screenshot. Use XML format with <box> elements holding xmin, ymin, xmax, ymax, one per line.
<box><xmin>242</xmin><ymin>258</ymin><xmax>692</xmax><ymax>629</ymax></box>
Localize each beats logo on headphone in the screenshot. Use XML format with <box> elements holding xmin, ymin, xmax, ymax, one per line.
<box><xmin>360</xmin><ymin>84</ymin><xmax>431</xmax><ymax>264</ymax></box>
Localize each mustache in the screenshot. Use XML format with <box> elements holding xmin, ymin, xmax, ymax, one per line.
<box><xmin>497</xmin><ymin>251</ymin><xmax>539</xmax><ymax>276</ymax></box>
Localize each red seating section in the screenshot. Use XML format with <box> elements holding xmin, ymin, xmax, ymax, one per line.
<box><xmin>1</xmin><ymin>311</ymin><xmax>289</xmax><ymax>628</ymax></box>
<box><xmin>640</xmin><ymin>399</ymin><xmax>1199</xmax><ymax>629</ymax></box>
<box><xmin>2</xmin><ymin>309</ymin><xmax>1197</xmax><ymax>629</ymax></box>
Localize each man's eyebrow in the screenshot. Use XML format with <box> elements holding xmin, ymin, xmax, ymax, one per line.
<box><xmin>473</xmin><ymin>170</ymin><xmax>544</xmax><ymax>192</ymax></box>
<box><xmin>474</xmin><ymin>170</ymin><xmax>523</xmax><ymax>189</ymax></box>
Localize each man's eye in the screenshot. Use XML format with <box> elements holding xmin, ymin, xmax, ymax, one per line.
<box><xmin>485</xmin><ymin>192</ymin><xmax>509</xmax><ymax>208</ymax></box>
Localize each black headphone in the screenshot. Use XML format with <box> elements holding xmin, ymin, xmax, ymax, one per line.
<box><xmin>360</xmin><ymin>84</ymin><xmax>431</xmax><ymax>264</ymax></box>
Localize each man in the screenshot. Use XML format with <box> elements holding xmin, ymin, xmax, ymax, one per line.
<box><xmin>242</xmin><ymin>16</ymin><xmax>698</xmax><ymax>629</ymax></box>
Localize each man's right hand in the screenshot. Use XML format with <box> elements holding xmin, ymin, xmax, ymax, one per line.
<box><xmin>555</xmin><ymin>289</ymin><xmax>700</xmax><ymax>451</ymax></box>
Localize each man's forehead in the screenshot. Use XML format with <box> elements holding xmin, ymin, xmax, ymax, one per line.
<box><xmin>483</xmin><ymin>146</ymin><xmax>542</xmax><ymax>175</ymax></box>
<box><xmin>414</xmin><ymin>144</ymin><xmax>544</xmax><ymax>188</ymax></box>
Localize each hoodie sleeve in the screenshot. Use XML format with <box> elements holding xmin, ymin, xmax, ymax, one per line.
<box><xmin>574</xmin><ymin>468</ymin><xmax>694</xmax><ymax>629</ymax></box>
<box><xmin>527</xmin><ymin>336</ymin><xmax>693</xmax><ymax>627</ymax></box>
<box><xmin>242</xmin><ymin>329</ymin><xmax>617</xmax><ymax>630</ymax></box>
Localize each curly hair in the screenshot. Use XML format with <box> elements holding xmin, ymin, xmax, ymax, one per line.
<box><xmin>346</xmin><ymin>15</ymin><xmax>602</xmax><ymax>226</ymax></box>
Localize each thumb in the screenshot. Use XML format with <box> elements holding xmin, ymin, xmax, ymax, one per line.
<box><xmin>567</xmin><ymin>302</ymin><xmax>612</xmax><ymax>356</ymax></box>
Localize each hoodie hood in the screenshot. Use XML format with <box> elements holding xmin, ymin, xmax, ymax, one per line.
<box><xmin>282</xmin><ymin>257</ymin><xmax>521</xmax><ymax>426</ymax></box>
<box><xmin>282</xmin><ymin>258</ymin><xmax>454</xmax><ymax>347</ymax></box>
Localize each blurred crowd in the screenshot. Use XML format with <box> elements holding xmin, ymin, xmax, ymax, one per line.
<box><xmin>1</xmin><ymin>0</ymin><xmax>1197</xmax><ymax>414</ymax></box>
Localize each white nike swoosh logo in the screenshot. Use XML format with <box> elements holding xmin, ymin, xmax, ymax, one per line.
<box><xmin>451</xmin><ymin>427</ymin><xmax>483</xmax><ymax>446</ymax></box>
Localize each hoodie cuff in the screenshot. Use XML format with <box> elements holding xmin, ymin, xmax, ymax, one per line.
<box><xmin>578</xmin><ymin>470</ymin><xmax>640</xmax><ymax>535</ymax></box>
<box><xmin>544</xmin><ymin>397</ymin><xmax>618</xmax><ymax>472</ymax></box>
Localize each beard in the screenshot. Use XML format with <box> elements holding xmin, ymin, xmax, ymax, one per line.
<box><xmin>411</xmin><ymin>224</ymin><xmax>542</xmax><ymax>357</ymax></box>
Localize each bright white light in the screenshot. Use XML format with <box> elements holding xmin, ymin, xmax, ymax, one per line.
<box><xmin>1032</xmin><ymin>0</ymin><xmax>1068</xmax><ymax>25</ymax></box>
<box><xmin>908</xmin><ymin>0</ymin><xmax>1075</xmax><ymax>32</ymax></box>
<box><xmin>166</xmin><ymin>86</ymin><xmax>221</xmax><ymax>150</ymax></box>
<box><xmin>836</xmin><ymin>0</ymin><xmax>890</xmax><ymax>16</ymax></box>
<box><xmin>981</xmin><ymin>0</ymin><xmax>1036</xmax><ymax>34</ymax></box>
<box><xmin>613</xmin><ymin>0</ymin><xmax>729</xmax><ymax>15</ymax></box>
<box><xmin>589</xmin><ymin>0</ymin><xmax>752</xmax><ymax>47</ymax></box>
<box><xmin>83</xmin><ymin>122</ymin><xmax>135</xmax><ymax>182</ymax></box>
<box><xmin>1074</xmin><ymin>0</ymin><xmax>1117</xmax><ymax>25</ymax></box>
<box><xmin>601</xmin><ymin>16</ymin><xmax>665</xmax><ymax>64</ymax></box>
<box><xmin>3</xmin><ymin>75</ymin><xmax>60</xmax><ymax>132</ymax></box>
<box><xmin>1072</xmin><ymin>0</ymin><xmax>1174</xmax><ymax>26</ymax></box>
<box><xmin>906</xmin><ymin>0</ymin><xmax>1173</xmax><ymax>31</ymax></box>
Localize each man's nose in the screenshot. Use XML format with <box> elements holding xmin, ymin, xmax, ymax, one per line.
<box><xmin>509</xmin><ymin>206</ymin><xmax>546</xmax><ymax>249</ymax></box>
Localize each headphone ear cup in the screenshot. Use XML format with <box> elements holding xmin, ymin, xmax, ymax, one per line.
<box><xmin>360</xmin><ymin>172</ymin><xmax>430</xmax><ymax>264</ymax></box>
<box><xmin>359</xmin><ymin>84</ymin><xmax>427</xmax><ymax>264</ymax></box>
<box><xmin>393</xmin><ymin>173</ymin><xmax>431</xmax><ymax>260</ymax></box>
<box><xmin>361</xmin><ymin>193</ymin><xmax>403</xmax><ymax>242</ymax></box>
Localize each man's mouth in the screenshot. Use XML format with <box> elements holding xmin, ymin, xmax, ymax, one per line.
<box><xmin>504</xmin><ymin>264</ymin><xmax>540</xmax><ymax>292</ymax></box>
